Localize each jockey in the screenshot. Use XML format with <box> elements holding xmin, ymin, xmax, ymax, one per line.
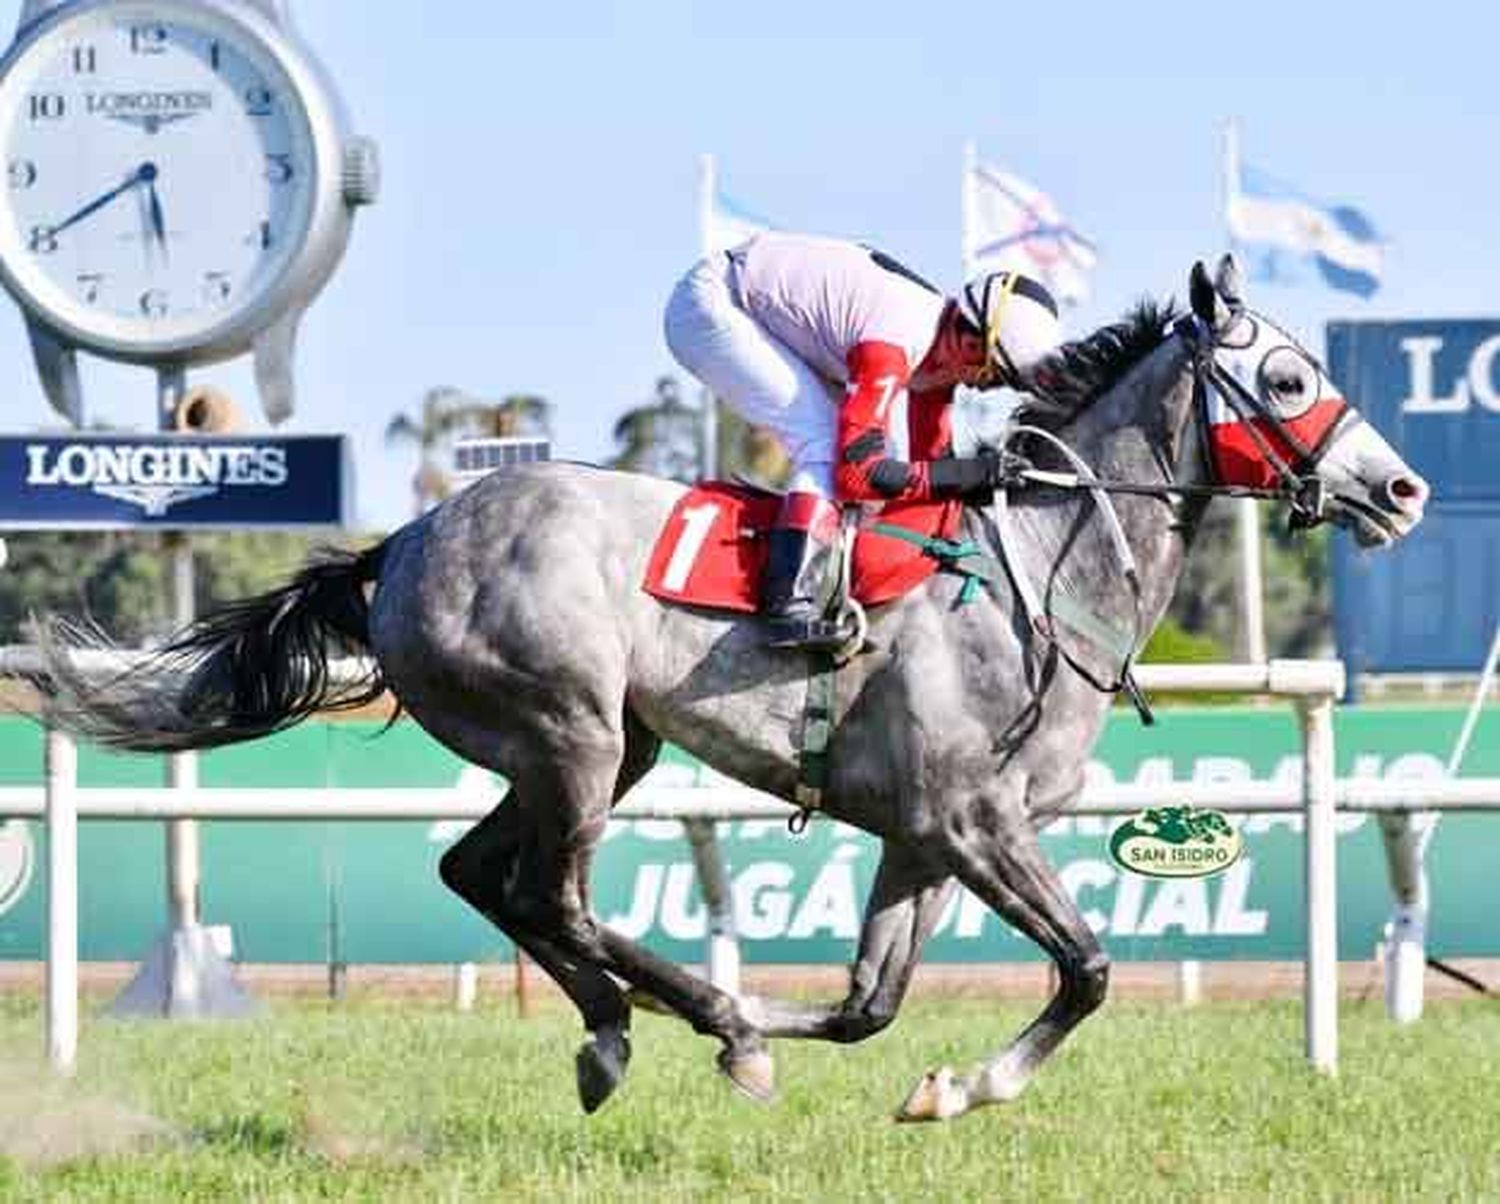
<box><xmin>664</xmin><ymin>231</ymin><xmax>1063</xmax><ymax>651</ymax></box>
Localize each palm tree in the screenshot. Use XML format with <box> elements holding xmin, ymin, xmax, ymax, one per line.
<box><xmin>386</xmin><ymin>388</ymin><xmax>553</xmax><ymax>516</ymax></box>
<box><xmin>609</xmin><ymin>376</ymin><xmax>704</xmax><ymax>484</ymax></box>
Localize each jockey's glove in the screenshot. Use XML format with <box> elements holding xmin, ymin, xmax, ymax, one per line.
<box><xmin>929</xmin><ymin>447</ymin><xmax>1016</xmax><ymax>502</ymax></box>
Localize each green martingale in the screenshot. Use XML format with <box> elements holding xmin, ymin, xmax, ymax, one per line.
<box><xmin>1108</xmin><ymin>805</ymin><xmax>1245</xmax><ymax>879</ymax></box>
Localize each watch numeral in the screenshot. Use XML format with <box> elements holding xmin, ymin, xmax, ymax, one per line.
<box><xmin>28</xmin><ymin>226</ymin><xmax>58</xmax><ymax>254</ymax></box>
<box><xmin>140</xmin><ymin>289</ymin><xmax>168</xmax><ymax>317</ymax></box>
<box><xmin>265</xmin><ymin>154</ymin><xmax>294</xmax><ymax>184</ymax></box>
<box><xmin>7</xmin><ymin>160</ymin><xmax>37</xmax><ymax>190</ymax></box>
<box><xmin>28</xmin><ymin>94</ymin><xmax>65</xmax><ymax>121</ymax></box>
<box><xmin>77</xmin><ymin>274</ymin><xmax>104</xmax><ymax>304</ymax></box>
<box><xmin>204</xmin><ymin>272</ymin><xmax>232</xmax><ymax>303</ymax></box>
<box><xmin>209</xmin><ymin>40</ymin><xmax>221</xmax><ymax>71</ymax></box>
<box><xmin>129</xmin><ymin>24</ymin><xmax>169</xmax><ymax>55</ymax></box>
<box><xmin>245</xmin><ymin>87</ymin><xmax>274</xmax><ymax>117</ymax></box>
<box><xmin>245</xmin><ymin>221</ymin><xmax>273</xmax><ymax>249</ymax></box>
<box><xmin>72</xmin><ymin>45</ymin><xmax>97</xmax><ymax>74</ymax></box>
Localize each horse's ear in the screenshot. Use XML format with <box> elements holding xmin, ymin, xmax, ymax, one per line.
<box><xmin>1214</xmin><ymin>253</ymin><xmax>1245</xmax><ymax>307</ymax></box>
<box><xmin>1189</xmin><ymin>261</ymin><xmax>1217</xmax><ymax>323</ymax></box>
<box><xmin>1190</xmin><ymin>259</ymin><xmax>1234</xmax><ymax>332</ymax></box>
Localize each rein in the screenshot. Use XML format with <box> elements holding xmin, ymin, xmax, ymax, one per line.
<box><xmin>976</xmin><ymin>316</ymin><xmax>1351</xmax><ymax>727</ymax></box>
<box><xmin>996</xmin><ymin>318</ymin><xmax>1346</xmax><ymax>528</ymax></box>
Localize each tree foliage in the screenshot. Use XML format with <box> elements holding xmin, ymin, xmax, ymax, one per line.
<box><xmin>608</xmin><ymin>374</ymin><xmax>790</xmax><ymax>487</ymax></box>
<box><xmin>386</xmin><ymin>387</ymin><xmax>552</xmax><ymax>515</ymax></box>
<box><xmin>1168</xmin><ymin>500</ymin><xmax>1332</xmax><ymax>658</ymax></box>
<box><xmin>0</xmin><ymin>530</ymin><xmax>361</xmax><ymax>646</ymax></box>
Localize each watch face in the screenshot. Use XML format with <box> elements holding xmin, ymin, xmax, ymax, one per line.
<box><xmin>0</xmin><ymin>1</ymin><xmax>318</xmax><ymax>353</ymax></box>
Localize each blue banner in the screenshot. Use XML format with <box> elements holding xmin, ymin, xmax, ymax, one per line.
<box><xmin>1326</xmin><ymin>320</ymin><xmax>1500</xmax><ymax>674</ymax></box>
<box><xmin>0</xmin><ymin>433</ymin><xmax>349</xmax><ymax>529</ymax></box>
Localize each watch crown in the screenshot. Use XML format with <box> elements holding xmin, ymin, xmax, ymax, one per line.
<box><xmin>342</xmin><ymin>136</ymin><xmax>381</xmax><ymax>207</ymax></box>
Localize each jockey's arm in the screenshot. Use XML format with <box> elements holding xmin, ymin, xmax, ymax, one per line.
<box><xmin>832</xmin><ymin>341</ymin><xmax>993</xmax><ymax>503</ymax></box>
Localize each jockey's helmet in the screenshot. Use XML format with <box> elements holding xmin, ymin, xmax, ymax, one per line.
<box><xmin>956</xmin><ymin>271</ymin><xmax>1062</xmax><ymax>387</ymax></box>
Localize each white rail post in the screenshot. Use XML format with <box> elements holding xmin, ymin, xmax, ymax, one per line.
<box><xmin>684</xmin><ymin>818</ymin><xmax>740</xmax><ymax>995</ymax></box>
<box><xmin>45</xmin><ymin>724</ymin><xmax>78</xmax><ymax>1076</ymax></box>
<box><xmin>453</xmin><ymin>962</ymin><xmax>478</xmax><ymax>1012</ymax></box>
<box><xmin>1299</xmin><ymin>695</ymin><xmax>1338</xmax><ymax>1074</ymax></box>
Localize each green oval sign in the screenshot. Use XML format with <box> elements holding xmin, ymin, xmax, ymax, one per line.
<box><xmin>1108</xmin><ymin>805</ymin><xmax>1243</xmax><ymax>879</ymax></box>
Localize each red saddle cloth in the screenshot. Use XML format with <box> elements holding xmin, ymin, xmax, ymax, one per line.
<box><xmin>643</xmin><ymin>481</ymin><xmax>963</xmax><ymax>613</ymax></box>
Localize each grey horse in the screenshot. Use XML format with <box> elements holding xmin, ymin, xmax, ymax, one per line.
<box><xmin>40</xmin><ymin>256</ymin><xmax>1427</xmax><ymax>1121</ymax></box>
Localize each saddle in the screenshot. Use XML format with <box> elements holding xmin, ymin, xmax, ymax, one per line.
<box><xmin>642</xmin><ymin>481</ymin><xmax>964</xmax><ymax>614</ymax></box>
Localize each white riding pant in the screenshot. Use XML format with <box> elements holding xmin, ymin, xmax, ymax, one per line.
<box><xmin>663</xmin><ymin>255</ymin><xmax>837</xmax><ymax>497</ymax></box>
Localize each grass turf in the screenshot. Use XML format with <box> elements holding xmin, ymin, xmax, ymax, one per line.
<box><xmin>1</xmin><ymin>991</ymin><xmax>1498</xmax><ymax>1202</ymax></box>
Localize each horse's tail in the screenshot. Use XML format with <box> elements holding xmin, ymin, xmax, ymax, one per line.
<box><xmin>37</xmin><ymin>542</ymin><xmax>390</xmax><ymax>753</ymax></box>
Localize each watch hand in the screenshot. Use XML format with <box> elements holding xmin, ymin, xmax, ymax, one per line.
<box><xmin>47</xmin><ymin>163</ymin><xmax>157</xmax><ymax>240</ymax></box>
<box><xmin>147</xmin><ymin>179</ymin><xmax>168</xmax><ymax>260</ymax></box>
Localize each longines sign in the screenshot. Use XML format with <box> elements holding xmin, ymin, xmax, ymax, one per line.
<box><xmin>0</xmin><ymin>434</ymin><xmax>348</xmax><ymax>529</ymax></box>
<box><xmin>1326</xmin><ymin>319</ymin><xmax>1500</xmax><ymax>674</ymax></box>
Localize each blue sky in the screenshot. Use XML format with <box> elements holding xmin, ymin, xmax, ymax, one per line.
<box><xmin>0</xmin><ymin>0</ymin><xmax>1495</xmax><ymax>531</ymax></box>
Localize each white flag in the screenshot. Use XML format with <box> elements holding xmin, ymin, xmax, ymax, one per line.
<box><xmin>967</xmin><ymin>162</ymin><xmax>1098</xmax><ymax>306</ymax></box>
<box><xmin>704</xmin><ymin>188</ymin><xmax>774</xmax><ymax>256</ymax></box>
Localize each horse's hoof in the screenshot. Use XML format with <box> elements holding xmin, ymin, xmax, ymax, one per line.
<box><xmin>717</xmin><ymin>1046</ymin><xmax>776</xmax><ymax>1102</ymax></box>
<box><xmin>575</xmin><ymin>1030</ymin><xmax>631</xmax><ymax>1115</ymax></box>
<box><xmin>894</xmin><ymin>1066</ymin><xmax>969</xmax><ymax>1123</ymax></box>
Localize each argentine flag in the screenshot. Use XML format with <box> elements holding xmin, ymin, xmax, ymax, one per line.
<box><xmin>1226</xmin><ymin>159</ymin><xmax>1384</xmax><ymax>298</ymax></box>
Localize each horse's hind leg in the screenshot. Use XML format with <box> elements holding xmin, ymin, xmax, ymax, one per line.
<box><xmin>439</xmin><ymin>713</ymin><xmax>660</xmax><ymax>1113</ymax></box>
<box><xmin>514</xmin><ymin>753</ymin><xmax>773</xmax><ymax>1101</ymax></box>
<box><xmin>898</xmin><ymin>802</ymin><xmax>1108</xmax><ymax>1122</ymax></box>
<box><xmin>753</xmin><ymin>842</ymin><xmax>954</xmax><ymax>1043</ymax></box>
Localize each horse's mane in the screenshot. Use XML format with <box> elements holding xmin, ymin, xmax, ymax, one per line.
<box><xmin>1014</xmin><ymin>298</ymin><xmax>1181</xmax><ymax>429</ymax></box>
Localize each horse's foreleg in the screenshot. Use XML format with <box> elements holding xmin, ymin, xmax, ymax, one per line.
<box><xmin>754</xmin><ymin>842</ymin><xmax>953</xmax><ymax>1042</ymax></box>
<box><xmin>897</xmin><ymin>806</ymin><xmax>1108</xmax><ymax>1122</ymax></box>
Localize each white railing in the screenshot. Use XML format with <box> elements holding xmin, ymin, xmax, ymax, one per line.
<box><xmin>14</xmin><ymin>655</ymin><xmax>1496</xmax><ymax>1082</ymax></box>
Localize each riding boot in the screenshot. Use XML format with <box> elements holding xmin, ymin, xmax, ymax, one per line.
<box><xmin>762</xmin><ymin>492</ymin><xmax>853</xmax><ymax>652</ymax></box>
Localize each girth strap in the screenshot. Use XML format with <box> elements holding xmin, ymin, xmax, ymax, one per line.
<box><xmin>791</xmin><ymin>654</ymin><xmax>838</xmax><ymax>832</ymax></box>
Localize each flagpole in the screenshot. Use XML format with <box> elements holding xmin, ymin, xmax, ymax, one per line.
<box><xmin>697</xmin><ymin>153</ymin><xmax>719</xmax><ymax>479</ymax></box>
<box><xmin>961</xmin><ymin>140</ymin><xmax>978</xmax><ymax>280</ymax></box>
<box><xmin>1224</xmin><ymin>119</ymin><xmax>1267</xmax><ymax>665</ymax></box>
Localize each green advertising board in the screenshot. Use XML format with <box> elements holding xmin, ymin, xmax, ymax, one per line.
<box><xmin>0</xmin><ymin>707</ymin><xmax>1495</xmax><ymax>965</ymax></box>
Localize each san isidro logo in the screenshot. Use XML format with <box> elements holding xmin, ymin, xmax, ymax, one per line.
<box><xmin>1108</xmin><ymin>805</ymin><xmax>1244</xmax><ymax>879</ymax></box>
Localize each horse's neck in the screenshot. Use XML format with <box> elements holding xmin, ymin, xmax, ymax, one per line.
<box><xmin>995</xmin><ymin>339</ymin><xmax>1204</xmax><ymax>654</ymax></box>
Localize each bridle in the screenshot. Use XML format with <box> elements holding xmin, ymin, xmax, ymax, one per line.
<box><xmin>998</xmin><ymin>312</ymin><xmax>1356</xmax><ymax>529</ymax></box>
<box><xmin>983</xmin><ymin>309</ymin><xmax>1358</xmax><ymax>727</ymax></box>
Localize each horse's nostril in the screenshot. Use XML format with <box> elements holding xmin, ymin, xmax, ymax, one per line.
<box><xmin>1385</xmin><ymin>476</ymin><xmax>1428</xmax><ymax>512</ymax></box>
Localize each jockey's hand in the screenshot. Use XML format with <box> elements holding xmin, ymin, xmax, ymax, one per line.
<box><xmin>929</xmin><ymin>447</ymin><xmax>1015</xmax><ymax>501</ymax></box>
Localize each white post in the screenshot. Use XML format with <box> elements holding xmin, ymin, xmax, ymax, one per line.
<box><xmin>1176</xmin><ymin>959</ymin><xmax>1203</xmax><ymax>1007</ymax></box>
<box><xmin>1236</xmin><ymin>500</ymin><xmax>1267</xmax><ymax>664</ymax></box>
<box><xmin>684</xmin><ymin>817</ymin><xmax>740</xmax><ymax>996</ymax></box>
<box><xmin>1300</xmin><ymin>695</ymin><xmax>1338</xmax><ymax>1074</ymax></box>
<box><xmin>1379</xmin><ymin>620</ymin><xmax>1500</xmax><ymax>1022</ymax></box>
<box><xmin>453</xmin><ymin>962</ymin><xmax>478</xmax><ymax>1012</ymax></box>
<box><xmin>167</xmin><ymin>535</ymin><xmax>201</xmax><ymax>936</ymax></box>
<box><xmin>45</xmin><ymin>725</ymin><xmax>78</xmax><ymax>1076</ymax></box>
<box><xmin>961</xmin><ymin>139</ymin><xmax>978</xmax><ymax>280</ymax></box>
<box><xmin>697</xmin><ymin>153</ymin><xmax>719</xmax><ymax>479</ymax></box>
<box><xmin>1223</xmin><ymin>121</ymin><xmax>1267</xmax><ymax>668</ymax></box>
